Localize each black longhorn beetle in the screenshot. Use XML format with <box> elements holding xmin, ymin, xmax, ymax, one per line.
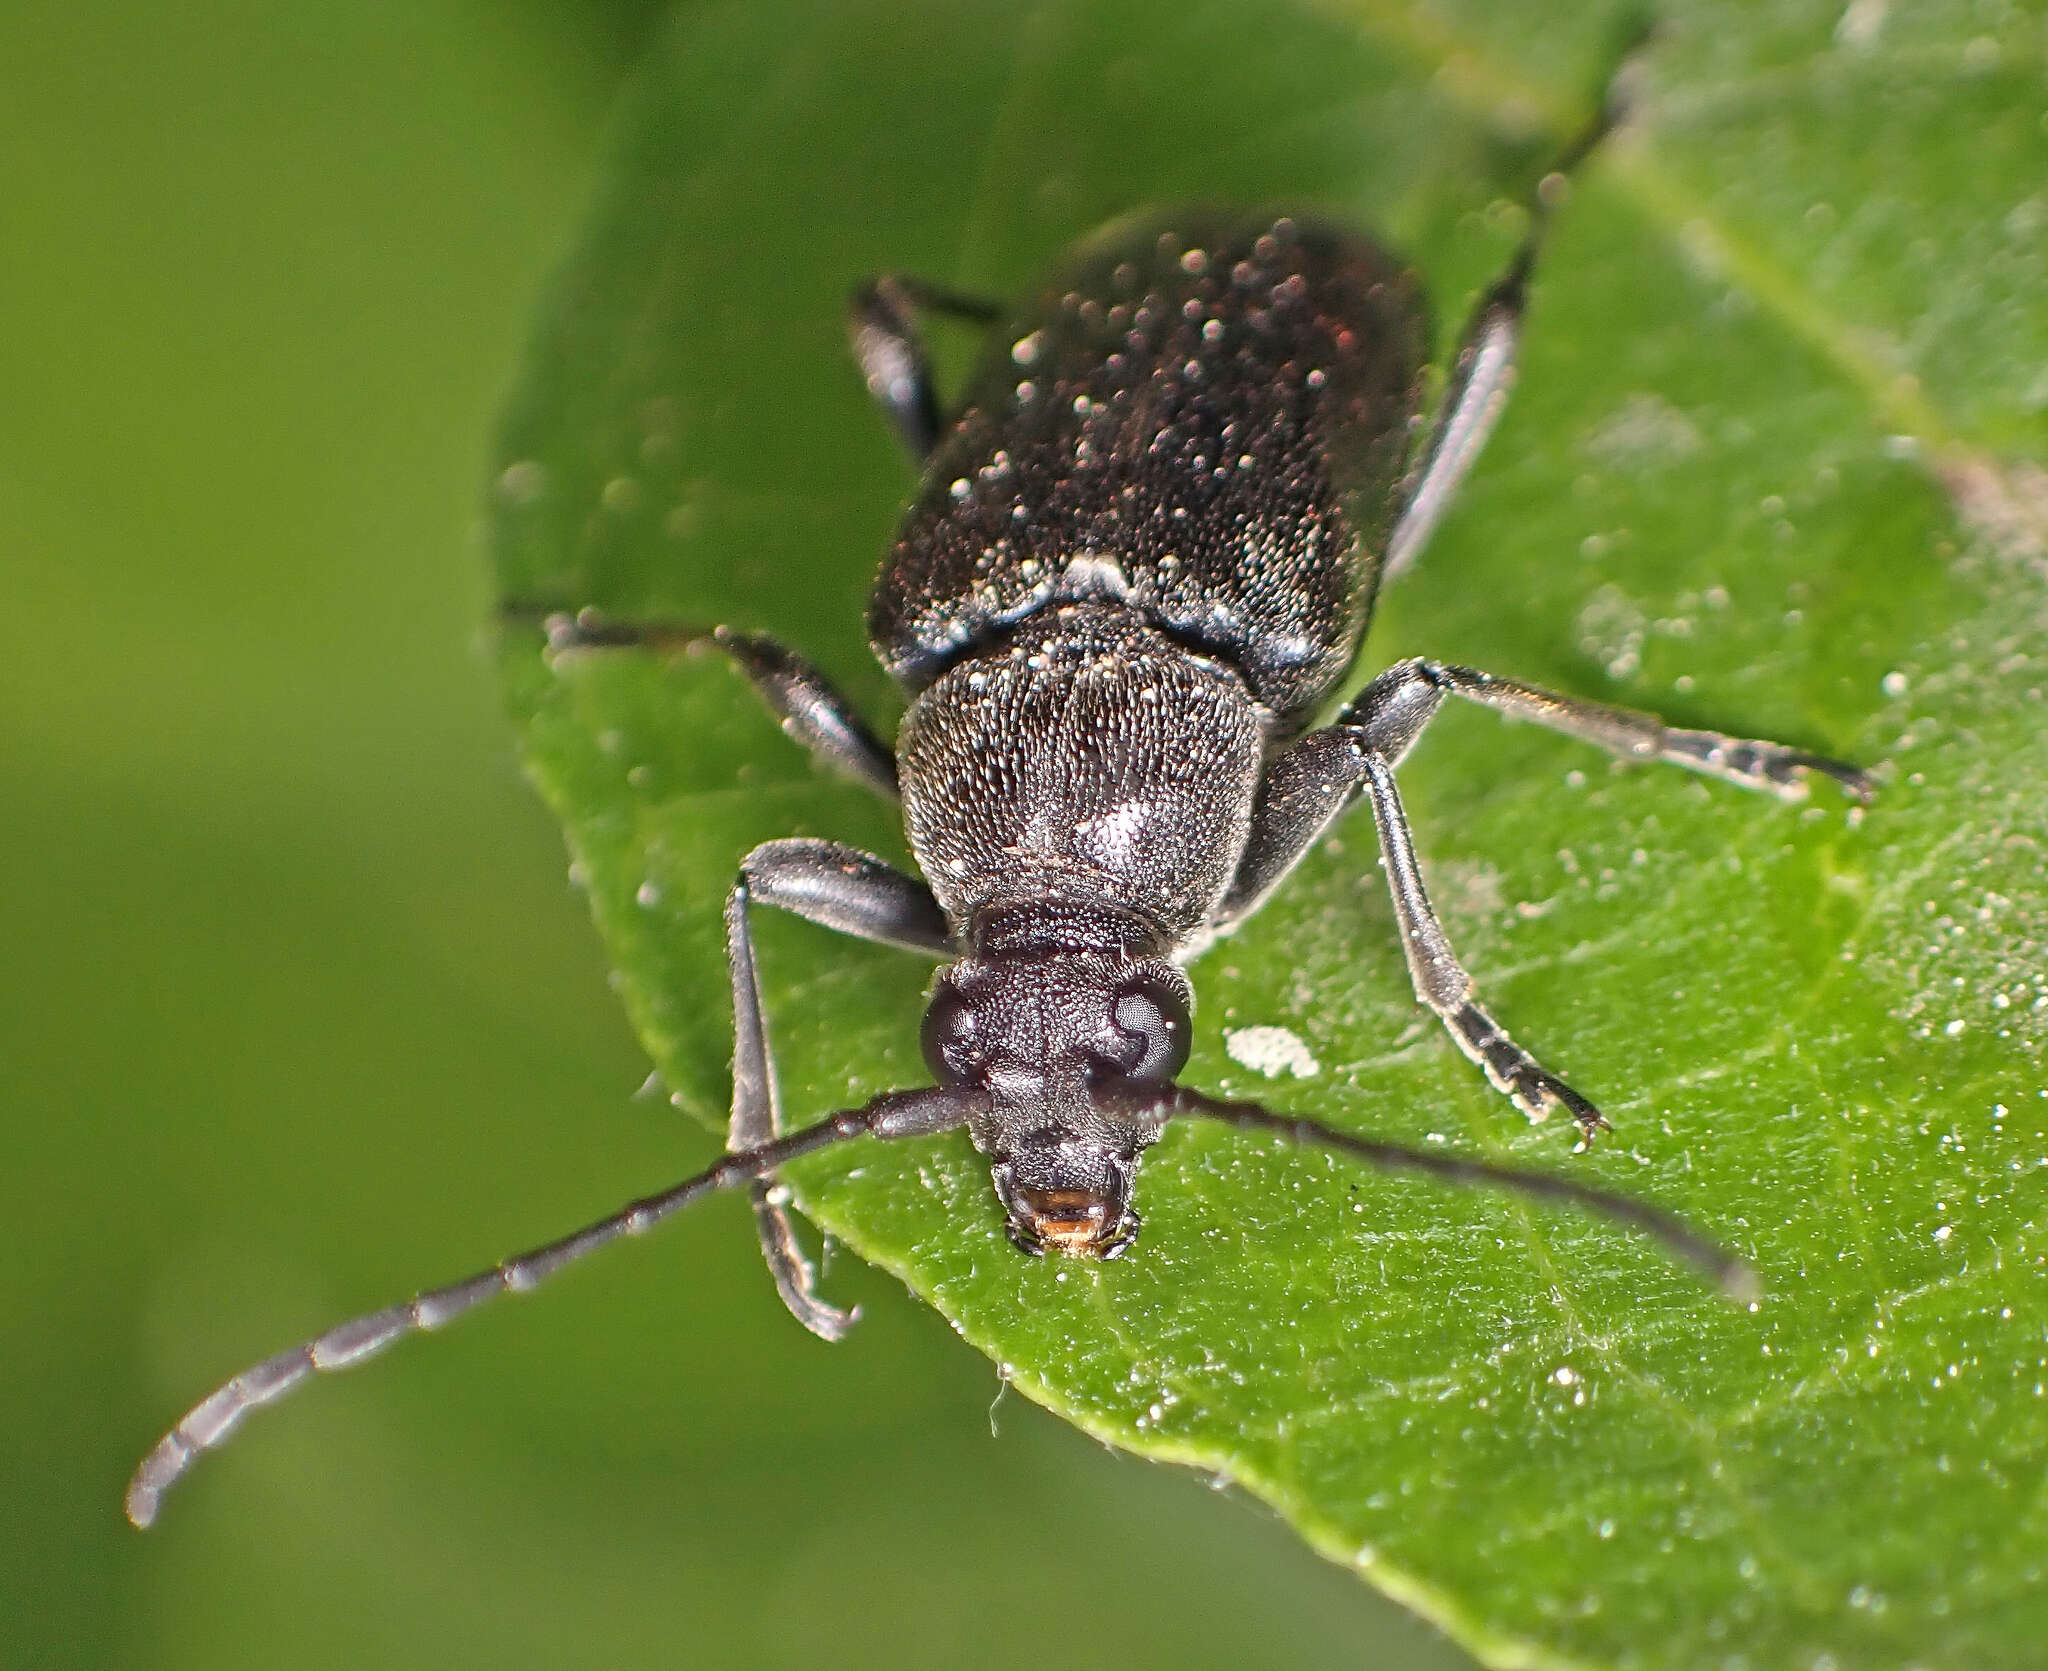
<box><xmin>128</xmin><ymin>64</ymin><xmax>1873</xmax><ymax>1528</ymax></box>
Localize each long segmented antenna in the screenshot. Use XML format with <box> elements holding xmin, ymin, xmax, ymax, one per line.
<box><xmin>1162</xmin><ymin>1087</ymin><xmax>1759</xmax><ymax>1301</ymax></box>
<box><xmin>131</xmin><ymin>1076</ymin><xmax>1750</xmax><ymax>1530</ymax></box>
<box><xmin>125</xmin><ymin>1086</ymin><xmax>977</xmax><ymax>1529</ymax></box>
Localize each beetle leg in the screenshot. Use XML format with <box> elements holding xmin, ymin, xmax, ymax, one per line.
<box><xmin>848</xmin><ymin>275</ymin><xmax>1002</xmax><ymax>463</ymax></box>
<box><xmin>525</xmin><ymin>609</ymin><xmax>902</xmax><ymax>801</ymax></box>
<box><xmin>1223</xmin><ymin>647</ymin><xmax>1871</xmax><ymax>909</ymax></box>
<box><xmin>1380</xmin><ymin>255</ymin><xmax>1525</xmax><ymax>583</ymax></box>
<box><xmin>1217</xmin><ymin>672</ymin><xmax>1605</xmax><ymax>1132</ymax></box>
<box><xmin>727</xmin><ymin>839</ymin><xmax>954</xmax><ymax>1337</ymax></box>
<box><xmin>1219</xmin><ymin>649</ymin><xmax>1868</xmax><ymax>1131</ymax></box>
<box><xmin>1383</xmin><ymin>54</ymin><xmax>1636</xmax><ymax>581</ymax></box>
<box><xmin>1354</xmin><ymin>749</ymin><xmax>1607</xmax><ymax>1134</ymax></box>
<box><xmin>1215</xmin><ymin>653</ymin><xmax>1459</xmax><ymax>926</ymax></box>
<box><xmin>1215</xmin><ymin>730</ymin><xmax>1381</xmax><ymax>927</ymax></box>
<box><xmin>1409</xmin><ymin>660</ymin><xmax>1876</xmax><ymax>802</ymax></box>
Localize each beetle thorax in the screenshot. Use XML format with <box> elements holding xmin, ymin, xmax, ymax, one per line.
<box><xmin>896</xmin><ymin>603</ymin><xmax>1264</xmax><ymax>953</ymax></box>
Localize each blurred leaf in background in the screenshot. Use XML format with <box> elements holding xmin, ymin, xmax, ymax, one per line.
<box><xmin>490</xmin><ymin>0</ymin><xmax>2048</xmax><ymax>1667</ymax></box>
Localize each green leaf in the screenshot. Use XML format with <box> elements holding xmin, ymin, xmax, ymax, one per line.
<box><xmin>487</xmin><ymin>2</ymin><xmax>2048</xmax><ymax>1665</ymax></box>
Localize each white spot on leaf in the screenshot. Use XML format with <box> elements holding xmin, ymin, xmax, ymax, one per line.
<box><xmin>1224</xmin><ymin>1025</ymin><xmax>1320</xmax><ymax>1079</ymax></box>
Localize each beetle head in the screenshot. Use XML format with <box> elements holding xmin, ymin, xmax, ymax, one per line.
<box><xmin>922</xmin><ymin>950</ymin><xmax>1192</xmax><ymax>1257</ymax></box>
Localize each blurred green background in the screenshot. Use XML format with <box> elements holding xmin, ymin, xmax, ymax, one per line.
<box><xmin>0</xmin><ymin>2</ymin><xmax>1469</xmax><ymax>1665</ymax></box>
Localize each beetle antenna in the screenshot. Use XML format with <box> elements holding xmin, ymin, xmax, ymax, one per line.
<box><xmin>1161</xmin><ymin>1087</ymin><xmax>1758</xmax><ymax>1302</ymax></box>
<box><xmin>125</xmin><ymin>1086</ymin><xmax>978</xmax><ymax>1530</ymax></box>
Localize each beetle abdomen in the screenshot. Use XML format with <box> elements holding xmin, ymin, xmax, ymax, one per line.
<box><xmin>869</xmin><ymin>209</ymin><xmax>1428</xmax><ymax>731</ymax></box>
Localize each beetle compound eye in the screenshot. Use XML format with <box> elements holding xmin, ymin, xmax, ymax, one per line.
<box><xmin>1108</xmin><ymin>975</ymin><xmax>1192</xmax><ymax>1084</ymax></box>
<box><xmin>921</xmin><ymin>985</ymin><xmax>982</xmax><ymax>1086</ymax></box>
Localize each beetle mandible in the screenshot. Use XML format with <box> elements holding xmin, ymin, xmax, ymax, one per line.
<box><xmin>128</xmin><ymin>70</ymin><xmax>1873</xmax><ymax>1528</ymax></box>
